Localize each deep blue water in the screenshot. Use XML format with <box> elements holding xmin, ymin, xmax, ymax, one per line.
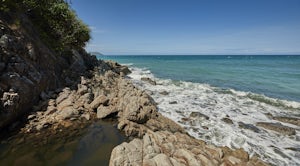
<box><xmin>98</xmin><ymin>55</ymin><xmax>300</xmax><ymax>102</ymax></box>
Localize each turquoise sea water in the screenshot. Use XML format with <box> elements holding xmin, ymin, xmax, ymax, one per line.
<box><xmin>99</xmin><ymin>55</ymin><xmax>300</xmax><ymax>102</ymax></box>
<box><xmin>97</xmin><ymin>55</ymin><xmax>300</xmax><ymax>165</ymax></box>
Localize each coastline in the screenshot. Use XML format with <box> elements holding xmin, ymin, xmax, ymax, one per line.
<box><xmin>123</xmin><ymin>63</ymin><xmax>300</xmax><ymax>165</ymax></box>
<box><xmin>0</xmin><ymin>60</ymin><xmax>267</xmax><ymax>165</ymax></box>
<box><xmin>0</xmin><ymin>9</ymin><xmax>268</xmax><ymax>165</ymax></box>
<box><xmin>0</xmin><ymin>2</ymin><xmax>283</xmax><ymax>165</ymax></box>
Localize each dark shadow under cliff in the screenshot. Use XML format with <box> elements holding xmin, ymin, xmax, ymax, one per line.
<box><xmin>0</xmin><ymin>5</ymin><xmax>98</xmax><ymax>130</ymax></box>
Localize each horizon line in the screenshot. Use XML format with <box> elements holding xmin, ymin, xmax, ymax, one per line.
<box><xmin>92</xmin><ymin>54</ymin><xmax>300</xmax><ymax>56</ymax></box>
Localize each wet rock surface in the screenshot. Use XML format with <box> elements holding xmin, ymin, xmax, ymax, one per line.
<box><xmin>238</xmin><ymin>122</ymin><xmax>260</xmax><ymax>133</ymax></box>
<box><xmin>273</xmin><ymin>116</ymin><xmax>300</xmax><ymax>126</ymax></box>
<box><xmin>256</xmin><ymin>122</ymin><xmax>296</xmax><ymax>135</ymax></box>
<box><xmin>3</xmin><ymin>60</ymin><xmax>266</xmax><ymax>165</ymax></box>
<box><xmin>169</xmin><ymin>101</ymin><xmax>178</xmax><ymax>104</ymax></box>
<box><xmin>159</xmin><ymin>91</ymin><xmax>169</xmax><ymax>95</ymax></box>
<box><xmin>222</xmin><ymin>117</ymin><xmax>233</xmax><ymax>124</ymax></box>
<box><xmin>189</xmin><ymin>112</ymin><xmax>209</xmax><ymax>120</ymax></box>
<box><xmin>141</xmin><ymin>77</ymin><xmax>157</xmax><ymax>85</ymax></box>
<box><xmin>265</xmin><ymin>113</ymin><xmax>300</xmax><ymax>126</ymax></box>
<box><xmin>0</xmin><ymin>16</ymin><xmax>268</xmax><ymax>166</ymax></box>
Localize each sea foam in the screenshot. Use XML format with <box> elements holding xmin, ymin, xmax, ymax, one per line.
<box><xmin>127</xmin><ymin>66</ymin><xmax>300</xmax><ymax>166</ymax></box>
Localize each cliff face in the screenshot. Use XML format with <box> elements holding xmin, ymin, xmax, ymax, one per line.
<box><xmin>0</xmin><ymin>13</ymin><xmax>97</xmax><ymax>129</ymax></box>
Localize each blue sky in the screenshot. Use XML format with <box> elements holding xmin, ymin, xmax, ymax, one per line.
<box><xmin>71</xmin><ymin>0</ymin><xmax>300</xmax><ymax>55</ymax></box>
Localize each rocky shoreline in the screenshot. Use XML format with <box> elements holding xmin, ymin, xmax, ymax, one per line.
<box><xmin>0</xmin><ymin>59</ymin><xmax>268</xmax><ymax>165</ymax></box>
<box><xmin>1</xmin><ymin>13</ymin><xmax>268</xmax><ymax>165</ymax></box>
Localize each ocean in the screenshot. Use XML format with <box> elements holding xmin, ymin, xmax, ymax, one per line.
<box><xmin>98</xmin><ymin>55</ymin><xmax>300</xmax><ymax>165</ymax></box>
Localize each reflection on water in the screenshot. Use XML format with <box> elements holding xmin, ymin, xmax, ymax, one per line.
<box><xmin>0</xmin><ymin>120</ymin><xmax>126</xmax><ymax>166</ymax></box>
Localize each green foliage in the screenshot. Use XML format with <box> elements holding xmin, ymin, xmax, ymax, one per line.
<box><xmin>20</xmin><ymin>0</ymin><xmax>91</xmax><ymax>51</ymax></box>
<box><xmin>0</xmin><ymin>0</ymin><xmax>90</xmax><ymax>52</ymax></box>
<box><xmin>0</xmin><ymin>0</ymin><xmax>14</xmax><ymax>12</ymax></box>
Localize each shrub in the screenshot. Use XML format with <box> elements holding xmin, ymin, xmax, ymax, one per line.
<box><xmin>24</xmin><ymin>0</ymin><xmax>90</xmax><ymax>50</ymax></box>
<box><xmin>7</xmin><ymin>0</ymin><xmax>91</xmax><ymax>52</ymax></box>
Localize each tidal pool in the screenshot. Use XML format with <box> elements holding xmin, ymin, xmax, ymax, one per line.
<box><xmin>0</xmin><ymin>120</ymin><xmax>126</xmax><ymax>166</ymax></box>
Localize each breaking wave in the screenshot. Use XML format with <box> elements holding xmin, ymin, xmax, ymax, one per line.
<box><xmin>127</xmin><ymin>66</ymin><xmax>300</xmax><ymax>166</ymax></box>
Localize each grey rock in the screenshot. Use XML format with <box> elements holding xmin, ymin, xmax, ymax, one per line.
<box><xmin>28</xmin><ymin>47</ymin><xmax>36</xmax><ymax>61</ymax></box>
<box><xmin>97</xmin><ymin>106</ymin><xmax>118</xmax><ymax>119</ymax></box>
<box><xmin>70</xmin><ymin>50</ymin><xmax>87</xmax><ymax>72</ymax></box>
<box><xmin>80</xmin><ymin>76</ymin><xmax>89</xmax><ymax>85</ymax></box>
<box><xmin>13</xmin><ymin>62</ymin><xmax>27</xmax><ymax>73</ymax></box>
<box><xmin>56</xmin><ymin>96</ymin><xmax>74</xmax><ymax>111</ymax></box>
<box><xmin>57</xmin><ymin>106</ymin><xmax>77</xmax><ymax>120</ymax></box>
<box><xmin>257</xmin><ymin>122</ymin><xmax>296</xmax><ymax>135</ymax></box>
<box><xmin>169</xmin><ymin>101</ymin><xmax>178</xmax><ymax>104</ymax></box>
<box><xmin>27</xmin><ymin>70</ymin><xmax>41</xmax><ymax>83</ymax></box>
<box><xmin>189</xmin><ymin>112</ymin><xmax>209</xmax><ymax>120</ymax></box>
<box><xmin>227</xmin><ymin>156</ymin><xmax>241</xmax><ymax>165</ymax></box>
<box><xmin>222</xmin><ymin>117</ymin><xmax>233</xmax><ymax>124</ymax></box>
<box><xmin>65</xmin><ymin>77</ymin><xmax>73</xmax><ymax>86</ymax></box>
<box><xmin>1</xmin><ymin>91</ymin><xmax>19</xmax><ymax>109</ymax></box>
<box><xmin>0</xmin><ymin>34</ymin><xmax>9</xmax><ymax>48</ymax></box>
<box><xmin>90</xmin><ymin>95</ymin><xmax>109</xmax><ymax>110</ymax></box>
<box><xmin>141</xmin><ymin>77</ymin><xmax>156</xmax><ymax>85</ymax></box>
<box><xmin>40</xmin><ymin>91</ymin><xmax>49</xmax><ymax>101</ymax></box>
<box><xmin>159</xmin><ymin>91</ymin><xmax>169</xmax><ymax>95</ymax></box>
<box><xmin>81</xmin><ymin>113</ymin><xmax>90</xmax><ymax>121</ymax></box>
<box><xmin>238</xmin><ymin>122</ymin><xmax>260</xmax><ymax>133</ymax></box>
<box><xmin>105</xmin><ymin>60</ymin><xmax>131</xmax><ymax>75</ymax></box>
<box><xmin>110</xmin><ymin>130</ymin><xmax>262</xmax><ymax>166</ymax></box>
<box><xmin>77</xmin><ymin>84</ymin><xmax>88</xmax><ymax>95</ymax></box>
<box><xmin>0</xmin><ymin>17</ymin><xmax>101</xmax><ymax>130</ymax></box>
<box><xmin>119</xmin><ymin>65</ymin><xmax>131</xmax><ymax>75</ymax></box>
<box><xmin>9</xmin><ymin>56</ymin><xmax>22</xmax><ymax>63</ymax></box>
<box><xmin>0</xmin><ymin>62</ymin><xmax>5</xmax><ymax>72</ymax></box>
<box><xmin>77</xmin><ymin>92</ymin><xmax>94</xmax><ymax>107</ymax></box>
<box><xmin>35</xmin><ymin>122</ymin><xmax>50</xmax><ymax>131</ymax></box>
<box><xmin>36</xmin><ymin>124</ymin><xmax>44</xmax><ymax>131</ymax></box>
<box><xmin>273</xmin><ymin>116</ymin><xmax>300</xmax><ymax>126</ymax></box>
<box><xmin>56</xmin><ymin>88</ymin><xmax>71</xmax><ymax>104</ymax></box>
<box><xmin>151</xmin><ymin>153</ymin><xmax>173</xmax><ymax>166</ymax></box>
<box><xmin>44</xmin><ymin>106</ymin><xmax>57</xmax><ymax>115</ymax></box>
<box><xmin>110</xmin><ymin>138</ymin><xmax>143</xmax><ymax>166</ymax></box>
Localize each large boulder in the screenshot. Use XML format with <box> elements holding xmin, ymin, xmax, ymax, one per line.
<box><xmin>110</xmin><ymin>130</ymin><xmax>266</xmax><ymax>166</ymax></box>
<box><xmin>90</xmin><ymin>95</ymin><xmax>109</xmax><ymax>110</ymax></box>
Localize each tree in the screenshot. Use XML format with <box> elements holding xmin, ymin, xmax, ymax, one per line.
<box><xmin>21</xmin><ymin>0</ymin><xmax>91</xmax><ymax>51</ymax></box>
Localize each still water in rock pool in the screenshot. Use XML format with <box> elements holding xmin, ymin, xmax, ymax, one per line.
<box><xmin>0</xmin><ymin>120</ymin><xmax>126</xmax><ymax>165</ymax></box>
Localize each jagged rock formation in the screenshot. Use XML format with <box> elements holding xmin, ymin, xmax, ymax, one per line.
<box><xmin>0</xmin><ymin>14</ymin><xmax>97</xmax><ymax>129</ymax></box>
<box><xmin>0</xmin><ymin>4</ymin><xmax>268</xmax><ymax>166</ymax></box>
<box><xmin>110</xmin><ymin>130</ymin><xmax>266</xmax><ymax>166</ymax></box>
<box><xmin>18</xmin><ymin>59</ymin><xmax>267</xmax><ymax>165</ymax></box>
<box><xmin>21</xmin><ymin>61</ymin><xmax>182</xmax><ymax>136</ymax></box>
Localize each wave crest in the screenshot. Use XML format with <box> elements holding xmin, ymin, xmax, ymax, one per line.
<box><xmin>125</xmin><ymin>66</ymin><xmax>300</xmax><ymax>166</ymax></box>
